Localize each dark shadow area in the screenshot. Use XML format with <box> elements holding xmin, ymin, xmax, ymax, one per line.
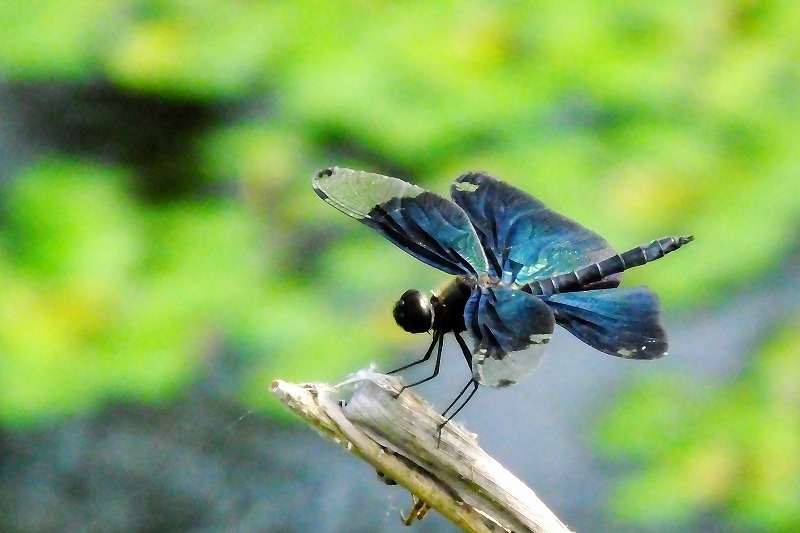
<box><xmin>2</xmin><ymin>81</ymin><xmax>228</xmax><ymax>201</ymax></box>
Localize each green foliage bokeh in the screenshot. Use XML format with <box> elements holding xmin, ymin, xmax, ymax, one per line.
<box><xmin>1</xmin><ymin>0</ymin><xmax>799</xmax><ymax>529</ymax></box>
<box><xmin>596</xmin><ymin>318</ymin><xmax>800</xmax><ymax>531</ymax></box>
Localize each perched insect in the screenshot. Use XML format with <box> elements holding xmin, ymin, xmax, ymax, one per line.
<box><xmin>313</xmin><ymin>167</ymin><xmax>692</xmax><ymax>423</ymax></box>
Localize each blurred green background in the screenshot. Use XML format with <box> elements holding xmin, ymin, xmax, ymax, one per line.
<box><xmin>1</xmin><ymin>1</ymin><xmax>798</xmax><ymax>531</ymax></box>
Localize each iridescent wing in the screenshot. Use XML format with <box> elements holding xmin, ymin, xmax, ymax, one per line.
<box><xmin>543</xmin><ymin>287</ymin><xmax>668</xmax><ymax>359</ymax></box>
<box><xmin>450</xmin><ymin>172</ymin><xmax>618</xmax><ymax>286</ymax></box>
<box><xmin>313</xmin><ymin>167</ymin><xmax>488</xmax><ymax>276</ymax></box>
<box><xmin>464</xmin><ymin>286</ymin><xmax>556</xmax><ymax>387</ymax></box>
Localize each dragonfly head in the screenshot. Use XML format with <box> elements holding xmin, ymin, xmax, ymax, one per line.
<box><xmin>393</xmin><ymin>289</ymin><xmax>433</xmax><ymax>334</ymax></box>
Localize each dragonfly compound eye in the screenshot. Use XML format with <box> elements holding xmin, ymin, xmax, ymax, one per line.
<box><xmin>393</xmin><ymin>289</ymin><xmax>433</xmax><ymax>333</ymax></box>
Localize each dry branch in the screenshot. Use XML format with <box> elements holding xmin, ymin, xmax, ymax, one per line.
<box><xmin>270</xmin><ymin>370</ymin><xmax>573</xmax><ymax>533</ymax></box>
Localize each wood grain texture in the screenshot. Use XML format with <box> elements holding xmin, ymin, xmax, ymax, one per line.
<box><xmin>271</xmin><ymin>370</ymin><xmax>573</xmax><ymax>533</ymax></box>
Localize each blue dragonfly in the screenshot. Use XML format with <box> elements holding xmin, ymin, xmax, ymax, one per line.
<box><xmin>313</xmin><ymin>167</ymin><xmax>692</xmax><ymax>424</ymax></box>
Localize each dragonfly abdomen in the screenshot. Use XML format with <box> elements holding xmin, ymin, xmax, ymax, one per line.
<box><xmin>527</xmin><ymin>235</ymin><xmax>693</xmax><ymax>296</ymax></box>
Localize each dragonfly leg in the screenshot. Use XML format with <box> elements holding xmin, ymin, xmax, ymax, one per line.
<box><xmin>387</xmin><ymin>331</ymin><xmax>440</xmax><ymax>375</ymax></box>
<box><xmin>394</xmin><ymin>331</ymin><xmax>445</xmax><ymax>397</ymax></box>
<box><xmin>436</xmin><ymin>379</ymin><xmax>479</xmax><ymax>446</ymax></box>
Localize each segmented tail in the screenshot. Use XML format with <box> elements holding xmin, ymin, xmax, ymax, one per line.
<box><xmin>526</xmin><ymin>236</ymin><xmax>693</xmax><ymax>296</ymax></box>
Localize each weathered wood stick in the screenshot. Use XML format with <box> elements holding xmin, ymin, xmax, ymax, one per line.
<box><xmin>270</xmin><ymin>370</ymin><xmax>573</xmax><ymax>533</ymax></box>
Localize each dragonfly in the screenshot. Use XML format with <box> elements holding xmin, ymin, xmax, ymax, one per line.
<box><xmin>313</xmin><ymin>167</ymin><xmax>692</xmax><ymax>426</ymax></box>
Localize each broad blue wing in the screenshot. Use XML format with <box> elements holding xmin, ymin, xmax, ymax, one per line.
<box><xmin>451</xmin><ymin>172</ymin><xmax>618</xmax><ymax>286</ymax></box>
<box><xmin>464</xmin><ymin>287</ymin><xmax>555</xmax><ymax>387</ymax></box>
<box><xmin>314</xmin><ymin>167</ymin><xmax>488</xmax><ymax>276</ymax></box>
<box><xmin>543</xmin><ymin>287</ymin><xmax>668</xmax><ymax>359</ymax></box>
